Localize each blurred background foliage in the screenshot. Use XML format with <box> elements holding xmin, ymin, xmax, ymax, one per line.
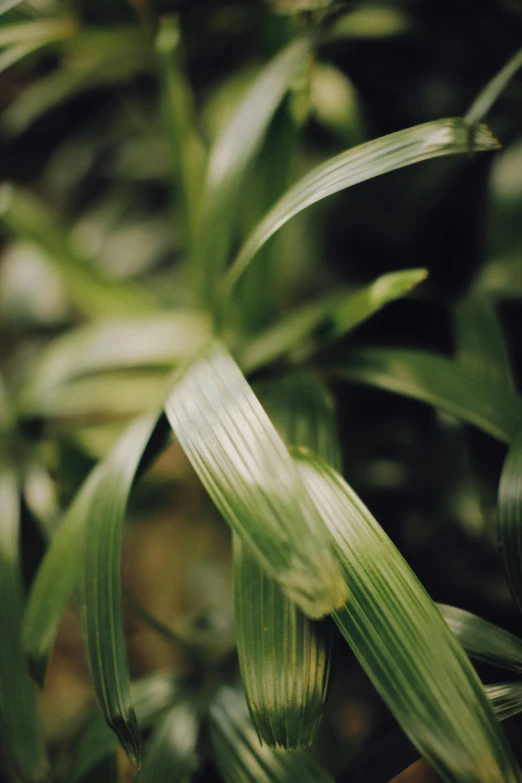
<box><xmin>1</xmin><ymin>0</ymin><xmax>522</xmax><ymax>781</ymax></box>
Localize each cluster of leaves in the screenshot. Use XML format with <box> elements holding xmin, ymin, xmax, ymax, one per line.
<box><xmin>2</xmin><ymin>0</ymin><xmax>522</xmax><ymax>781</ymax></box>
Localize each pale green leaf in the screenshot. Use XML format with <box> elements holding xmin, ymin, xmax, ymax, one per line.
<box><xmin>465</xmin><ymin>48</ymin><xmax>522</xmax><ymax>127</ymax></box>
<box><xmin>164</xmin><ymin>342</ymin><xmax>347</xmax><ymax>618</ymax></box>
<box><xmin>0</xmin><ymin>0</ymin><xmax>25</xmax><ymax>14</ymax></box>
<box><xmin>485</xmin><ymin>682</ymin><xmax>522</xmax><ymax>722</ymax></box>
<box><xmin>332</xmin><ymin>348</ymin><xmax>522</xmax><ymax>442</ymax></box>
<box><xmin>222</xmin><ymin>119</ymin><xmax>499</xmax><ymax>297</ymax></box>
<box><xmin>137</xmin><ymin>700</ymin><xmax>199</xmax><ymax>783</ymax></box>
<box><xmin>209</xmin><ymin>686</ymin><xmax>335</xmax><ymax>783</ymax></box>
<box><xmin>498</xmin><ymin>430</ymin><xmax>522</xmax><ymax>612</ymax></box>
<box><xmin>0</xmin><ymin>470</ymin><xmax>47</xmax><ymax>782</ymax></box>
<box><xmin>296</xmin><ymin>450</ymin><xmax>520</xmax><ymax>782</ymax></box>
<box><xmin>193</xmin><ymin>38</ymin><xmax>310</xmax><ymax>305</ymax></box>
<box><xmin>0</xmin><ymin>186</ymin><xmax>157</xmax><ymax>317</ymax></box>
<box><xmin>240</xmin><ymin>269</ymin><xmax>426</xmax><ymax>372</ymax></box>
<box><xmin>234</xmin><ymin>372</ymin><xmax>338</xmax><ymax>749</ymax></box>
<box><xmin>454</xmin><ymin>295</ymin><xmax>513</xmax><ymax>388</ymax></box>
<box><xmin>78</xmin><ymin>414</ymin><xmax>165</xmax><ymax>767</ymax></box>
<box><xmin>23</xmin><ymin>414</ymin><xmax>159</xmax><ymax>690</ymax></box>
<box><xmin>439</xmin><ymin>604</ymin><xmax>522</xmax><ymax>673</ymax></box>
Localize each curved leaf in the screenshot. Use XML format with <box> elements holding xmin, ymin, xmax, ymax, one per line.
<box><xmin>454</xmin><ymin>295</ymin><xmax>513</xmax><ymax>388</ymax></box>
<box><xmin>0</xmin><ymin>470</ymin><xmax>47</xmax><ymax>782</ymax></box>
<box><xmin>465</xmin><ymin>47</ymin><xmax>522</xmax><ymax>127</ymax></box>
<box><xmin>209</xmin><ymin>686</ymin><xmax>334</xmax><ymax>783</ymax></box>
<box><xmin>332</xmin><ymin>348</ymin><xmax>522</xmax><ymax>442</ymax></box>
<box><xmin>439</xmin><ymin>604</ymin><xmax>522</xmax><ymax>674</ymax></box>
<box><xmin>23</xmin><ymin>414</ymin><xmax>159</xmax><ymax>689</ymax></box>
<box><xmin>164</xmin><ymin>342</ymin><xmax>347</xmax><ymax>618</ymax></box>
<box><xmin>498</xmin><ymin>430</ymin><xmax>522</xmax><ymax>612</ymax></box>
<box><xmin>240</xmin><ymin>268</ymin><xmax>426</xmax><ymax>372</ymax></box>
<box><xmin>222</xmin><ymin>119</ymin><xmax>499</xmax><ymax>296</ymax></box>
<box><xmin>78</xmin><ymin>413</ymin><xmax>164</xmax><ymax>767</ymax></box>
<box><xmin>295</xmin><ymin>450</ymin><xmax>520</xmax><ymax>783</ymax></box>
<box><xmin>137</xmin><ymin>700</ymin><xmax>199</xmax><ymax>783</ymax></box>
<box><xmin>193</xmin><ymin>38</ymin><xmax>310</xmax><ymax>305</ymax></box>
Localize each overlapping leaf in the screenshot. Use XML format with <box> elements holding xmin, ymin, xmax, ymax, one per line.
<box><xmin>23</xmin><ymin>414</ymin><xmax>159</xmax><ymax>694</ymax></box>
<box><xmin>333</xmin><ymin>348</ymin><xmax>522</xmax><ymax>442</ymax></box>
<box><xmin>164</xmin><ymin>342</ymin><xmax>347</xmax><ymax>618</ymax></box>
<box><xmin>0</xmin><ymin>470</ymin><xmax>47</xmax><ymax>782</ymax></box>
<box><xmin>222</xmin><ymin>119</ymin><xmax>499</xmax><ymax>296</ymax></box>
<box><xmin>209</xmin><ymin>686</ymin><xmax>335</xmax><ymax>783</ymax></box>
<box><xmin>465</xmin><ymin>47</ymin><xmax>522</xmax><ymax>127</ymax></box>
<box><xmin>439</xmin><ymin>604</ymin><xmax>522</xmax><ymax>673</ymax></box>
<box><xmin>498</xmin><ymin>430</ymin><xmax>522</xmax><ymax>612</ymax></box>
<box><xmin>137</xmin><ymin>700</ymin><xmax>199</xmax><ymax>782</ymax></box>
<box><xmin>454</xmin><ymin>295</ymin><xmax>513</xmax><ymax>388</ymax></box>
<box><xmin>240</xmin><ymin>268</ymin><xmax>426</xmax><ymax>372</ymax></box>
<box><xmin>193</xmin><ymin>38</ymin><xmax>310</xmax><ymax>305</ymax></box>
<box><xmin>295</xmin><ymin>450</ymin><xmax>520</xmax><ymax>782</ymax></box>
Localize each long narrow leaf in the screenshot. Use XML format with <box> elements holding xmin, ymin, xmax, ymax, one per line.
<box><xmin>439</xmin><ymin>604</ymin><xmax>522</xmax><ymax>673</ymax></box>
<box><xmin>454</xmin><ymin>295</ymin><xmax>513</xmax><ymax>388</ymax></box>
<box><xmin>209</xmin><ymin>686</ymin><xmax>335</xmax><ymax>783</ymax></box>
<box><xmin>164</xmin><ymin>342</ymin><xmax>347</xmax><ymax>618</ymax></box>
<box><xmin>222</xmin><ymin>119</ymin><xmax>500</xmax><ymax>296</ymax></box>
<box><xmin>78</xmin><ymin>413</ymin><xmax>164</xmax><ymax>767</ymax></box>
<box><xmin>0</xmin><ymin>470</ymin><xmax>47</xmax><ymax>782</ymax></box>
<box><xmin>193</xmin><ymin>39</ymin><xmax>310</xmax><ymax>305</ymax></box>
<box><xmin>137</xmin><ymin>701</ymin><xmax>199</xmax><ymax>783</ymax></box>
<box><xmin>23</xmin><ymin>414</ymin><xmax>159</xmax><ymax>688</ymax></box>
<box><xmin>296</xmin><ymin>450</ymin><xmax>520</xmax><ymax>782</ymax></box>
<box><xmin>234</xmin><ymin>373</ymin><xmax>339</xmax><ymax>748</ymax></box>
<box><xmin>485</xmin><ymin>682</ymin><xmax>522</xmax><ymax>722</ymax></box>
<box><xmin>332</xmin><ymin>348</ymin><xmax>522</xmax><ymax>442</ymax></box>
<box><xmin>465</xmin><ymin>48</ymin><xmax>522</xmax><ymax>127</ymax></box>
<box><xmin>156</xmin><ymin>18</ymin><xmax>204</xmax><ymax>259</ymax></box>
<box><xmin>498</xmin><ymin>430</ymin><xmax>522</xmax><ymax>612</ymax></box>
<box><xmin>0</xmin><ymin>186</ymin><xmax>156</xmax><ymax>317</ymax></box>
<box><xmin>240</xmin><ymin>268</ymin><xmax>427</xmax><ymax>372</ymax></box>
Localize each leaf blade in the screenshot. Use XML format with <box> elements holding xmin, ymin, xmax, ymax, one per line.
<box><xmin>137</xmin><ymin>700</ymin><xmax>199</xmax><ymax>783</ymax></box>
<box><xmin>498</xmin><ymin>430</ymin><xmax>522</xmax><ymax>613</ymax></box>
<box><xmin>222</xmin><ymin>119</ymin><xmax>499</xmax><ymax>296</ymax></box>
<box><xmin>296</xmin><ymin>451</ymin><xmax>521</xmax><ymax>783</ymax></box>
<box><xmin>454</xmin><ymin>295</ymin><xmax>513</xmax><ymax>389</ymax></box>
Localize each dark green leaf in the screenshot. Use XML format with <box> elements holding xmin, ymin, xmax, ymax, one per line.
<box><xmin>193</xmin><ymin>38</ymin><xmax>310</xmax><ymax>305</ymax></box>
<box><xmin>164</xmin><ymin>342</ymin><xmax>348</xmax><ymax>618</ymax></box>
<box><xmin>209</xmin><ymin>686</ymin><xmax>335</xmax><ymax>783</ymax></box>
<box><xmin>222</xmin><ymin>119</ymin><xmax>499</xmax><ymax>298</ymax></box>
<box><xmin>0</xmin><ymin>186</ymin><xmax>157</xmax><ymax>317</ymax></box>
<box><xmin>240</xmin><ymin>268</ymin><xmax>427</xmax><ymax>371</ymax></box>
<box><xmin>295</xmin><ymin>450</ymin><xmax>520</xmax><ymax>782</ymax></box>
<box><xmin>332</xmin><ymin>348</ymin><xmax>522</xmax><ymax>442</ymax></box>
<box><xmin>439</xmin><ymin>604</ymin><xmax>522</xmax><ymax>673</ymax></box>
<box><xmin>465</xmin><ymin>48</ymin><xmax>522</xmax><ymax>127</ymax></box>
<box><xmin>454</xmin><ymin>295</ymin><xmax>513</xmax><ymax>388</ymax></box>
<box><xmin>0</xmin><ymin>470</ymin><xmax>47</xmax><ymax>782</ymax></box>
<box><xmin>23</xmin><ymin>414</ymin><xmax>159</xmax><ymax>689</ymax></box>
<box><xmin>498</xmin><ymin>430</ymin><xmax>522</xmax><ymax>612</ymax></box>
<box><xmin>137</xmin><ymin>700</ymin><xmax>199</xmax><ymax>782</ymax></box>
<box><xmin>70</xmin><ymin>714</ymin><xmax>118</xmax><ymax>783</ymax></box>
<box><xmin>78</xmin><ymin>413</ymin><xmax>163</xmax><ymax>767</ymax></box>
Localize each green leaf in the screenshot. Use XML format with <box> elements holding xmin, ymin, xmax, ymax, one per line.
<box><xmin>233</xmin><ymin>373</ymin><xmax>338</xmax><ymax>749</ymax></box>
<box><xmin>0</xmin><ymin>0</ymin><xmax>25</xmax><ymax>14</ymax></box>
<box><xmin>241</xmin><ymin>268</ymin><xmax>427</xmax><ymax>371</ymax></box>
<box><xmin>78</xmin><ymin>414</ymin><xmax>165</xmax><ymax>767</ymax></box>
<box><xmin>332</xmin><ymin>348</ymin><xmax>522</xmax><ymax>442</ymax></box>
<box><xmin>295</xmin><ymin>450</ymin><xmax>520</xmax><ymax>783</ymax></box>
<box><xmin>485</xmin><ymin>683</ymin><xmax>522</xmax><ymax>722</ymax></box>
<box><xmin>465</xmin><ymin>47</ymin><xmax>522</xmax><ymax>127</ymax></box>
<box><xmin>70</xmin><ymin>714</ymin><xmax>118</xmax><ymax>783</ymax></box>
<box><xmin>209</xmin><ymin>686</ymin><xmax>335</xmax><ymax>783</ymax></box>
<box><xmin>193</xmin><ymin>38</ymin><xmax>310</xmax><ymax>306</ymax></box>
<box><xmin>17</xmin><ymin>312</ymin><xmax>211</xmax><ymax>413</ymax></box>
<box><xmin>23</xmin><ymin>414</ymin><xmax>159</xmax><ymax>689</ymax></box>
<box><xmin>454</xmin><ymin>295</ymin><xmax>513</xmax><ymax>388</ymax></box>
<box><xmin>0</xmin><ymin>18</ymin><xmax>74</xmax><ymax>74</ymax></box>
<box><xmin>164</xmin><ymin>342</ymin><xmax>347</xmax><ymax>618</ymax></box>
<box><xmin>439</xmin><ymin>604</ymin><xmax>522</xmax><ymax>673</ymax></box>
<box><xmin>221</xmin><ymin>119</ymin><xmax>500</xmax><ymax>298</ymax></box>
<box><xmin>137</xmin><ymin>700</ymin><xmax>199</xmax><ymax>783</ymax></box>
<box><xmin>0</xmin><ymin>186</ymin><xmax>157</xmax><ymax>317</ymax></box>
<box><xmin>498</xmin><ymin>430</ymin><xmax>522</xmax><ymax>613</ymax></box>
<box><xmin>156</xmin><ymin>17</ymin><xmax>204</xmax><ymax>260</ymax></box>
<box><xmin>0</xmin><ymin>470</ymin><xmax>47</xmax><ymax>782</ymax></box>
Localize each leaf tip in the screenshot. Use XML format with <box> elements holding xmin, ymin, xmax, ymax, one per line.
<box><xmin>26</xmin><ymin>651</ymin><xmax>49</xmax><ymax>689</ymax></box>
<box><xmin>109</xmin><ymin>710</ymin><xmax>142</xmax><ymax>768</ymax></box>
